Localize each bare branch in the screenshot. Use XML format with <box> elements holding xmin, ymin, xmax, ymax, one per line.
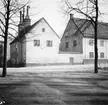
<box><xmin>89</xmin><ymin>0</ymin><xmax>96</xmax><ymax>5</ymax></box>
<box><xmin>8</xmin><ymin>32</ymin><xmax>17</xmax><ymax>40</ymax></box>
<box><xmin>0</xmin><ymin>19</ymin><xmax>5</xmax><ymax>27</ymax></box>
<box><xmin>9</xmin><ymin>0</ymin><xmax>30</xmax><ymax>18</ymax></box>
<box><xmin>0</xmin><ymin>34</ymin><xmax>4</xmax><ymax>38</ymax></box>
<box><xmin>9</xmin><ymin>27</ymin><xmax>18</xmax><ymax>34</ymax></box>
<box><xmin>0</xmin><ymin>25</ymin><xmax>5</xmax><ymax>35</ymax></box>
<box><xmin>76</xmin><ymin>0</ymin><xmax>85</xmax><ymax>5</ymax></box>
<box><xmin>0</xmin><ymin>11</ymin><xmax>6</xmax><ymax>18</ymax></box>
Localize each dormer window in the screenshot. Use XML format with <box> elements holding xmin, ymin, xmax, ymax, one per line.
<box><xmin>42</xmin><ymin>28</ymin><xmax>45</xmax><ymax>32</ymax></box>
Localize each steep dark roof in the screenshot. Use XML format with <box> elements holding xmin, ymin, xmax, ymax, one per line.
<box><xmin>83</xmin><ymin>21</ymin><xmax>108</xmax><ymax>39</ymax></box>
<box><xmin>62</xmin><ymin>17</ymin><xmax>108</xmax><ymax>39</ymax></box>
<box><xmin>10</xmin><ymin>18</ymin><xmax>60</xmax><ymax>44</ymax></box>
<box><xmin>10</xmin><ymin>25</ymin><xmax>32</xmax><ymax>44</ymax></box>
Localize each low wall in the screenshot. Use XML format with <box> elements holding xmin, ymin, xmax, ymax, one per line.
<box><xmin>58</xmin><ymin>53</ymin><xmax>83</xmax><ymax>64</ymax></box>
<box><xmin>83</xmin><ymin>59</ymin><xmax>108</xmax><ymax>64</ymax></box>
<box><xmin>26</xmin><ymin>53</ymin><xmax>83</xmax><ymax>66</ymax></box>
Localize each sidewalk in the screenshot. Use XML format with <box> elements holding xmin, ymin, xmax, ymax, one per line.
<box><xmin>0</xmin><ymin>64</ymin><xmax>94</xmax><ymax>73</ymax></box>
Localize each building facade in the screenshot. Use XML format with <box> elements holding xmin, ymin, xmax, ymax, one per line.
<box><xmin>59</xmin><ymin>14</ymin><xmax>108</xmax><ymax>64</ymax></box>
<box><xmin>10</xmin><ymin>6</ymin><xmax>61</xmax><ymax>66</ymax></box>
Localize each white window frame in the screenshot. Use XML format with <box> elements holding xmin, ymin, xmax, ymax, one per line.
<box><xmin>46</xmin><ymin>40</ymin><xmax>53</xmax><ymax>47</ymax></box>
<box><xmin>100</xmin><ymin>40</ymin><xmax>104</xmax><ymax>46</ymax></box>
<box><xmin>89</xmin><ymin>52</ymin><xmax>94</xmax><ymax>58</ymax></box>
<box><xmin>100</xmin><ymin>52</ymin><xmax>104</xmax><ymax>58</ymax></box>
<box><xmin>42</xmin><ymin>28</ymin><xmax>45</xmax><ymax>32</ymax></box>
<box><xmin>34</xmin><ymin>40</ymin><xmax>40</xmax><ymax>46</ymax></box>
<box><xmin>89</xmin><ymin>39</ymin><xmax>94</xmax><ymax>46</ymax></box>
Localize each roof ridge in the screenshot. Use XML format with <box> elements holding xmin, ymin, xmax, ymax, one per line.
<box><xmin>10</xmin><ymin>17</ymin><xmax>60</xmax><ymax>44</ymax></box>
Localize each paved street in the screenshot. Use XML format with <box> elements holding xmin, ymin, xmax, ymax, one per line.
<box><xmin>0</xmin><ymin>65</ymin><xmax>108</xmax><ymax>105</ymax></box>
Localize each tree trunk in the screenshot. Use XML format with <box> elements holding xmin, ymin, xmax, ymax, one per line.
<box><xmin>2</xmin><ymin>34</ymin><xmax>8</xmax><ymax>77</ymax></box>
<box><xmin>2</xmin><ymin>0</ymin><xmax>10</xmax><ymax>77</ymax></box>
<box><xmin>94</xmin><ymin>0</ymin><xmax>98</xmax><ymax>73</ymax></box>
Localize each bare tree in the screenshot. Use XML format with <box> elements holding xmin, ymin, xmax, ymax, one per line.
<box><xmin>62</xmin><ymin>0</ymin><xmax>99</xmax><ymax>73</ymax></box>
<box><xmin>0</xmin><ymin>0</ymin><xmax>30</xmax><ymax>77</ymax></box>
<box><xmin>95</xmin><ymin>0</ymin><xmax>98</xmax><ymax>73</ymax></box>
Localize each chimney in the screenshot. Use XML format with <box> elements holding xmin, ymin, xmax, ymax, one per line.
<box><xmin>25</xmin><ymin>5</ymin><xmax>30</xmax><ymax>19</ymax></box>
<box><xmin>19</xmin><ymin>11</ymin><xmax>23</xmax><ymax>24</ymax></box>
<box><xmin>70</xmin><ymin>14</ymin><xmax>74</xmax><ymax>19</ymax></box>
<box><xmin>23</xmin><ymin>7</ymin><xmax>25</xmax><ymax>21</ymax></box>
<box><xmin>23</xmin><ymin>5</ymin><xmax>31</xmax><ymax>27</ymax></box>
<box><xmin>18</xmin><ymin>10</ymin><xmax>24</xmax><ymax>33</ymax></box>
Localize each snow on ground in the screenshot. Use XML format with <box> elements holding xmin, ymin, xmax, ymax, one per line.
<box><xmin>0</xmin><ymin>64</ymin><xmax>108</xmax><ymax>105</ymax></box>
<box><xmin>0</xmin><ymin>64</ymin><xmax>94</xmax><ymax>73</ymax></box>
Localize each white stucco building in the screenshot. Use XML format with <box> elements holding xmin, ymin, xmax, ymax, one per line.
<box><xmin>83</xmin><ymin>38</ymin><xmax>108</xmax><ymax>63</ymax></box>
<box><xmin>25</xmin><ymin>18</ymin><xmax>60</xmax><ymax>65</ymax></box>
<box><xmin>10</xmin><ymin>6</ymin><xmax>63</xmax><ymax>66</ymax></box>
<box><xmin>60</xmin><ymin>14</ymin><xmax>108</xmax><ymax>64</ymax></box>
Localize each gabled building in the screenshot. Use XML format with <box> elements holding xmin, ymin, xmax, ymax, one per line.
<box><xmin>10</xmin><ymin>6</ymin><xmax>60</xmax><ymax>66</ymax></box>
<box><xmin>60</xmin><ymin>14</ymin><xmax>108</xmax><ymax>64</ymax></box>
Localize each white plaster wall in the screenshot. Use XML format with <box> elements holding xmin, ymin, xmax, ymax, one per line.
<box><xmin>105</xmin><ymin>40</ymin><xmax>108</xmax><ymax>59</ymax></box>
<box><xmin>83</xmin><ymin>38</ymin><xmax>93</xmax><ymax>59</ymax></box>
<box><xmin>26</xmin><ymin>19</ymin><xmax>60</xmax><ymax>64</ymax></box>
<box><xmin>58</xmin><ymin>53</ymin><xmax>83</xmax><ymax>63</ymax></box>
<box><xmin>83</xmin><ymin>38</ymin><xmax>108</xmax><ymax>59</ymax></box>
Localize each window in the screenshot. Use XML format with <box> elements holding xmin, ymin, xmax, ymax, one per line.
<box><xmin>42</xmin><ymin>28</ymin><xmax>45</xmax><ymax>32</ymax></box>
<box><xmin>12</xmin><ymin>43</ymin><xmax>16</xmax><ymax>52</ymax></box>
<box><xmin>34</xmin><ymin>40</ymin><xmax>40</xmax><ymax>46</ymax></box>
<box><xmin>100</xmin><ymin>52</ymin><xmax>104</xmax><ymax>58</ymax></box>
<box><xmin>89</xmin><ymin>39</ymin><xmax>94</xmax><ymax>46</ymax></box>
<box><xmin>65</xmin><ymin>32</ymin><xmax>68</xmax><ymax>37</ymax></box>
<box><xmin>73</xmin><ymin>40</ymin><xmax>77</xmax><ymax>47</ymax></box>
<box><xmin>47</xmin><ymin>40</ymin><xmax>53</xmax><ymax>47</ymax></box>
<box><xmin>100</xmin><ymin>40</ymin><xmax>104</xmax><ymax>46</ymax></box>
<box><xmin>65</xmin><ymin>42</ymin><xmax>69</xmax><ymax>48</ymax></box>
<box><xmin>89</xmin><ymin>52</ymin><xmax>94</xmax><ymax>58</ymax></box>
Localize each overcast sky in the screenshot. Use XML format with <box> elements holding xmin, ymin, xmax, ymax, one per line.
<box><xmin>28</xmin><ymin>0</ymin><xmax>108</xmax><ymax>37</ymax></box>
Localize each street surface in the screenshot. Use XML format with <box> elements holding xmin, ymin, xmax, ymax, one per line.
<box><xmin>0</xmin><ymin>64</ymin><xmax>108</xmax><ymax>105</ymax></box>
